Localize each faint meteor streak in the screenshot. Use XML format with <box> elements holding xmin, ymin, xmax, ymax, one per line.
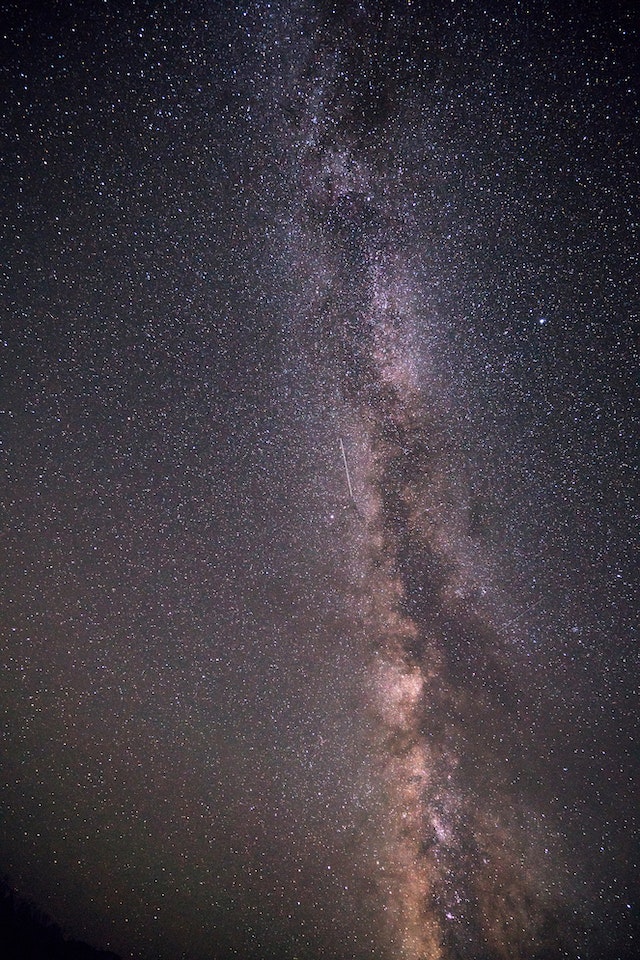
<box><xmin>339</xmin><ymin>437</ymin><xmax>355</xmax><ymax>504</ymax></box>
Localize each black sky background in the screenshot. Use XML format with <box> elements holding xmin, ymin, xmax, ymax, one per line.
<box><xmin>1</xmin><ymin>2</ymin><xmax>638</xmax><ymax>959</ymax></box>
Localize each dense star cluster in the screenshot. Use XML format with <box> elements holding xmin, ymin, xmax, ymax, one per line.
<box><xmin>1</xmin><ymin>2</ymin><xmax>638</xmax><ymax>959</ymax></box>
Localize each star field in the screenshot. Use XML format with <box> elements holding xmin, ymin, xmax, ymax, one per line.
<box><xmin>0</xmin><ymin>2</ymin><xmax>638</xmax><ymax>959</ymax></box>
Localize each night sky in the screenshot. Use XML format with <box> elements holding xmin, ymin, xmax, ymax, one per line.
<box><xmin>1</xmin><ymin>1</ymin><xmax>638</xmax><ymax>958</ymax></box>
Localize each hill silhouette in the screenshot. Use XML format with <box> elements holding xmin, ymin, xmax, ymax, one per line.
<box><xmin>0</xmin><ymin>878</ymin><xmax>122</xmax><ymax>960</ymax></box>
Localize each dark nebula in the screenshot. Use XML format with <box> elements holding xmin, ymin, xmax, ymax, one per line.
<box><xmin>1</xmin><ymin>2</ymin><xmax>638</xmax><ymax>959</ymax></box>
